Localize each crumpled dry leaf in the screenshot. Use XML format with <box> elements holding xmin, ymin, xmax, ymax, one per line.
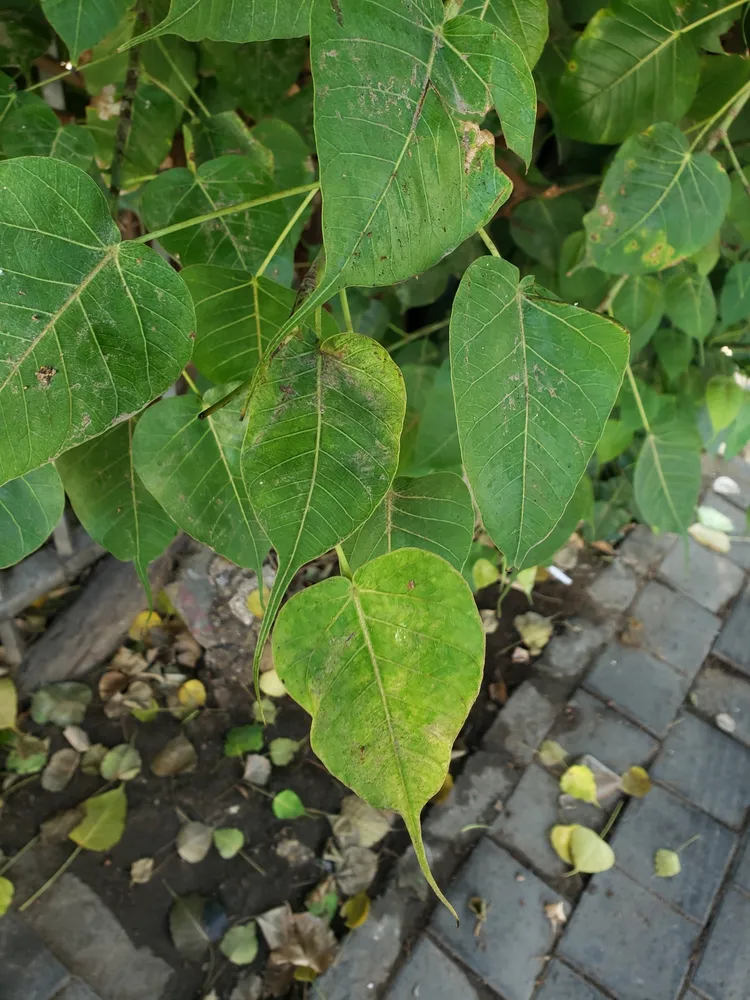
<box><xmin>544</xmin><ymin>900</ymin><xmax>568</xmax><ymax>934</ymax></box>
<box><xmin>152</xmin><ymin>732</ymin><xmax>197</xmax><ymax>777</ymax></box>
<box><xmin>111</xmin><ymin>646</ymin><xmax>148</xmax><ymax>675</ymax></box>
<box><xmin>334</xmin><ymin>845</ymin><xmax>378</xmax><ymax>896</ymax></box>
<box><xmin>559</xmin><ymin>764</ymin><xmax>599</xmax><ymax>805</ymax></box>
<box><xmin>243</xmin><ymin>754</ymin><xmax>272</xmax><ymax>787</ymax></box>
<box><xmin>174</xmin><ymin>632</ymin><xmax>202</xmax><ymax>669</ymax></box>
<box><xmin>276</xmin><ymin>838</ymin><xmax>315</xmax><ymax>866</ymax></box>
<box><xmin>63</xmin><ymin>725</ymin><xmax>90</xmax><ymax>752</ymax></box>
<box><xmin>263</xmin><ymin>906</ymin><xmax>337</xmax><ymax>975</ymax></box>
<box><xmin>99</xmin><ymin>671</ymin><xmax>129</xmax><ymax>703</ymax></box>
<box><xmin>621</xmin><ymin>765</ymin><xmax>651</xmax><ymax>798</ymax></box>
<box><xmin>479</xmin><ymin>608</ymin><xmax>499</xmax><ymax>634</ymax></box>
<box><xmin>130</xmin><ymin>857</ymin><xmax>155</xmax><ymax>884</ymax></box>
<box><xmin>538</xmin><ymin>740</ymin><xmax>568</xmax><ymax>769</ymax></box>
<box><xmin>31</xmin><ymin>682</ymin><xmax>92</xmax><ymax>727</ymax></box>
<box><xmin>713</xmin><ymin>475</ymin><xmax>740</xmax><ymax>496</ymax></box>
<box><xmin>689</xmin><ymin>522</ymin><xmax>730</xmax><ymax>554</ymax></box>
<box><xmin>90</xmin><ymin>83</ymin><xmax>121</xmax><ymax>121</ymax></box>
<box><xmin>41</xmin><ymin>748</ymin><xmax>79</xmax><ymax>792</ymax></box>
<box><xmin>654</xmin><ymin>848</ymin><xmax>681</xmax><ymax>878</ymax></box>
<box><xmin>514</xmin><ymin>612</ymin><xmax>553</xmax><ymax>656</ymax></box>
<box><xmin>257</xmin><ymin>905</ymin><xmax>287</xmax><ymax>950</ymax></box>
<box><xmin>123</xmin><ymin>680</ymin><xmax>154</xmax><ymax>712</ymax></box>
<box><xmin>177</xmin><ymin>821</ymin><xmax>214</xmax><ymax>864</ymax></box>
<box><xmin>330</xmin><ymin>795</ymin><xmax>392</xmax><ymax>849</ymax></box>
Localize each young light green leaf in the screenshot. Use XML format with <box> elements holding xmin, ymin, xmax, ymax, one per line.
<box><xmin>0</xmin><ymin>157</ymin><xmax>194</xmax><ymax>485</ymax></box>
<box><xmin>0</xmin><ymin>676</ymin><xmax>17</xmax><ymax>729</ymax></box>
<box><xmin>569</xmin><ymin>826</ymin><xmax>615</xmax><ymax>874</ymax></box>
<box><xmin>273</xmin><ymin>789</ymin><xmax>306</xmax><ymax>820</ymax></box>
<box><xmin>597</xmin><ymin>420</ymin><xmax>633</xmax><ymax>465</ymax></box>
<box><xmin>654</xmin><ymin>847</ymin><xmax>681</xmax><ymax>878</ymax></box>
<box><xmin>224</xmin><ymin>725</ymin><xmax>264</xmax><ymax>757</ymax></box>
<box><xmin>141</xmin><ymin>155</ymin><xmax>293</xmax><ymax>277</ymax></box>
<box><xmin>560</xmin><ymin>764</ymin><xmax>599</xmax><ymax>805</ymax></box>
<box><xmin>634</xmin><ymin>406</ymin><xmax>702</xmax><ymax>534</ymax></box>
<box><xmin>242</xmin><ymin>328</ymin><xmax>406</xmax><ymax>687</ymax></box>
<box><xmin>451</xmin><ymin>257</ymin><xmax>628</xmax><ymax>570</ymax></box>
<box><xmin>550</xmin><ymin>824</ymin><xmax>575</xmax><ymax>864</ymax></box>
<box><xmin>132</xmin><ymin>0</ymin><xmax>311</xmax><ymax>45</ymax></box>
<box><xmin>720</xmin><ymin>261</ymin><xmax>750</xmax><ymax>326</ymax></box>
<box><xmin>269</xmin><ymin>738</ymin><xmax>301</xmax><ymax>768</ymax></box>
<box><xmin>213</xmin><ymin>827</ymin><xmax>245</xmax><ymax>859</ymax></box>
<box><xmin>57</xmin><ymin>420</ymin><xmax>177</xmax><ymax>590</ymax></box>
<box><xmin>0</xmin><ymin>466</ymin><xmax>64</xmax><ymax>569</ymax></box>
<box><xmin>133</xmin><ymin>391</ymin><xmax>268</xmax><ymax>574</ymax></box>
<box><xmin>41</xmin><ymin>0</ymin><xmax>130</xmax><ymax>61</ymax></box>
<box><xmin>342</xmin><ymin>473</ymin><xmax>474</xmax><ymax>575</ymax></box>
<box><xmin>664</xmin><ymin>271</ymin><xmax>716</xmax><ymax>341</ymax></box>
<box><xmin>1</xmin><ymin>103</ymin><xmax>94</xmax><ymax>169</ymax></box>
<box><xmin>273</xmin><ymin>548</ymin><xmax>485</xmax><ymax>917</ymax></box>
<box><xmin>462</xmin><ymin>0</ymin><xmax>549</xmax><ymax>68</ymax></box>
<box><xmin>612</xmin><ymin>275</ymin><xmax>665</xmax><ymax>355</ymax></box>
<box><xmin>0</xmin><ymin>877</ymin><xmax>14</xmax><ymax>917</ymax></box>
<box><xmin>557</xmin><ymin>0</ymin><xmax>700</xmax><ymax>143</ymax></box>
<box><xmin>538</xmin><ymin>740</ymin><xmax>568</xmax><ymax>769</ymax></box>
<box><xmin>220</xmin><ymin>922</ymin><xmax>259</xmax><ymax>966</ymax></box>
<box><xmin>706</xmin><ymin>375</ymin><xmax>745</xmax><ymax>433</ymax></box>
<box><xmin>472</xmin><ymin>558</ymin><xmax>501</xmax><ymax>591</ymax></box>
<box><xmin>584</xmin><ymin>124</ymin><xmax>730</xmax><ymax>274</ymax></box>
<box><xmin>69</xmin><ymin>786</ymin><xmax>127</xmax><ymax>852</ymax></box>
<box><xmin>100</xmin><ymin>744</ymin><xmax>142</xmax><ymax>782</ymax></box>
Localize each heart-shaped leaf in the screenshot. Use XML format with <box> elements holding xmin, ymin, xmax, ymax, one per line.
<box><xmin>69</xmin><ymin>785</ymin><xmax>127</xmax><ymax>852</ymax></box>
<box><xmin>664</xmin><ymin>271</ymin><xmax>716</xmax><ymax>341</ymax></box>
<box><xmin>0</xmin><ymin>157</ymin><xmax>194</xmax><ymax>485</ymax></box>
<box><xmin>462</xmin><ymin>0</ymin><xmax>549</xmax><ymax>68</ymax></box>
<box><xmin>273</xmin><ymin>547</ymin><xmax>484</xmax><ymax>916</ymax></box>
<box><xmin>220</xmin><ymin>922</ymin><xmax>259</xmax><ymax>965</ymax></box>
<box><xmin>1</xmin><ymin>103</ymin><xmax>94</xmax><ymax>169</ymax></box>
<box><xmin>634</xmin><ymin>404</ymin><xmax>702</xmax><ymax>534</ymax></box>
<box><xmin>213</xmin><ymin>827</ymin><xmax>245</xmax><ymax>859</ymax></box>
<box><xmin>100</xmin><ymin>744</ymin><xmax>142</xmax><ymax>782</ymax></box>
<box><xmin>654</xmin><ymin>847</ymin><xmax>681</xmax><ymax>877</ymax></box>
<box><xmin>720</xmin><ymin>260</ymin><xmax>750</xmax><ymax>326</ymax></box>
<box><xmin>451</xmin><ymin>257</ymin><xmax>628</xmax><ymax>569</ymax></box>
<box><xmin>41</xmin><ymin>0</ymin><xmax>130</xmax><ymax>61</ymax></box>
<box><xmin>0</xmin><ymin>466</ymin><xmax>64</xmax><ymax>568</ymax></box>
<box><xmin>273</xmin><ymin>789</ymin><xmax>306</xmax><ymax>820</ymax></box>
<box><xmin>177</xmin><ymin>821</ymin><xmax>214</xmax><ymax>864</ymax></box>
<box><xmin>568</xmin><ymin>825</ymin><xmax>615</xmax><ymax>874</ymax></box>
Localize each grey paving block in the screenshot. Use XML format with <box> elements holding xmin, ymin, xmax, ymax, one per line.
<box><xmin>535</xmin><ymin>616</ymin><xmax>616</xmax><ymax>689</ymax></box>
<box><xmin>482</xmin><ymin>681</ymin><xmax>559</xmax><ymax>766</ymax></box>
<box><xmin>533</xmin><ymin>961</ymin><xmax>609</xmax><ymax>1000</ymax></box>
<box><xmin>692</xmin><ymin>663</ymin><xmax>750</xmax><ymax>747</ymax></box>
<box><xmin>387</xmin><ymin>937</ymin><xmax>479</xmax><ymax>1000</ymax></box>
<box><xmin>701</xmin><ymin>494</ymin><xmax>750</xmax><ymax>570</ymax></box>
<box><xmin>659</xmin><ymin>538</ymin><xmax>744</xmax><ymax>613</ymax></box>
<box><xmin>629</xmin><ymin>581</ymin><xmax>720</xmax><ymax>679</ymax></box>
<box><xmin>425</xmin><ymin>751</ymin><xmax>513</xmax><ymax>845</ymax></box>
<box><xmin>431</xmin><ymin>839</ymin><xmax>564</xmax><ymax>1000</ymax></box>
<box><xmin>587</xmin><ymin>559</ymin><xmax>639</xmax><ymax>613</ymax></box>
<box><xmin>713</xmin><ymin>584</ymin><xmax>750</xmax><ymax>677</ymax></box>
<box><xmin>619</xmin><ymin>524</ymin><xmax>678</xmax><ymax>576</ymax></box>
<box><xmin>558</xmin><ymin>868</ymin><xmax>699</xmax><ymax>1000</ymax></box>
<box><xmin>54</xmin><ymin>981</ymin><xmax>103</xmax><ymax>1000</ymax></box>
<box><xmin>651</xmin><ymin>711</ymin><xmax>750</xmax><ymax>829</ymax></box>
<box><xmin>693</xmin><ymin>887</ymin><xmax>750</xmax><ymax>999</ymax></box>
<box><xmin>609</xmin><ymin>785</ymin><xmax>737</xmax><ymax>922</ymax></box>
<box><xmin>547</xmin><ymin>689</ymin><xmax>659</xmax><ymax>773</ymax></box>
<box><xmin>585</xmin><ymin>642</ymin><xmax>691</xmax><ymax>737</ymax></box>
<box><xmin>731</xmin><ymin>835</ymin><xmax>750</xmax><ymax>892</ymax></box>
<box><xmin>0</xmin><ymin>911</ymin><xmax>70</xmax><ymax>1000</ymax></box>
<box><xmin>22</xmin><ymin>874</ymin><xmax>172</xmax><ymax>1000</ymax></box>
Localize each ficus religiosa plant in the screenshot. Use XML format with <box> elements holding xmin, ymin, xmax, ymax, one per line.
<box><xmin>2</xmin><ymin>0</ymin><xmax>750</xmax><ymax>912</ymax></box>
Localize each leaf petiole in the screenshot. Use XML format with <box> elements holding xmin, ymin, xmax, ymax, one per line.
<box><xmin>477</xmin><ymin>226</ymin><xmax>501</xmax><ymax>258</ymax></box>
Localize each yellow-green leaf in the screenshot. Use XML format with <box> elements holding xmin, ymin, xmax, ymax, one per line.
<box><xmin>654</xmin><ymin>848</ymin><xmax>681</xmax><ymax>878</ymax></box>
<box><xmin>0</xmin><ymin>876</ymin><xmax>13</xmax><ymax>917</ymax></box>
<box><xmin>621</xmin><ymin>765</ymin><xmax>652</xmax><ymax>798</ymax></box>
<box><xmin>560</xmin><ymin>765</ymin><xmax>599</xmax><ymax>805</ymax></box>
<box><xmin>569</xmin><ymin>826</ymin><xmax>615</xmax><ymax>875</ymax></box>
<box><xmin>69</xmin><ymin>786</ymin><xmax>127</xmax><ymax>852</ymax></box>
<box><xmin>550</xmin><ymin>824</ymin><xmax>576</xmax><ymax>864</ymax></box>
<box><xmin>340</xmin><ymin>892</ymin><xmax>370</xmax><ymax>929</ymax></box>
<box><xmin>0</xmin><ymin>676</ymin><xmax>17</xmax><ymax>729</ymax></box>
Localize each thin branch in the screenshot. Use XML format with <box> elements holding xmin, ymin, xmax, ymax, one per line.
<box><xmin>477</xmin><ymin>226</ymin><xmax>501</xmax><ymax>257</ymax></box>
<box><xmin>386</xmin><ymin>318</ymin><xmax>450</xmax><ymax>354</ymax></box>
<box><xmin>723</xmin><ymin>133</ymin><xmax>750</xmax><ymax>198</ymax></box>
<box><xmin>339</xmin><ymin>289</ymin><xmax>354</xmax><ymax>334</ymax></box>
<box><xmin>254</xmin><ymin>186</ymin><xmax>319</xmax><ymax>280</ymax></box>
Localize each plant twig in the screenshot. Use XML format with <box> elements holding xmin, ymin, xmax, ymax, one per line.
<box><xmin>182</xmin><ymin>369</ymin><xmax>201</xmax><ymax>397</ymax></box>
<box><xmin>386</xmin><ymin>318</ymin><xmax>450</xmax><ymax>354</ymax></box>
<box><xmin>255</xmin><ymin>186</ymin><xmax>319</xmax><ymax>280</ymax></box>
<box><xmin>335</xmin><ymin>544</ymin><xmax>353</xmax><ymax>580</ymax></box>
<box><xmin>723</xmin><ymin>134</ymin><xmax>750</xmax><ymax>197</ymax></box>
<box><xmin>109</xmin><ymin>28</ymin><xmax>142</xmax><ymax>211</ymax></box>
<box><xmin>155</xmin><ymin>37</ymin><xmax>210</xmax><ymax>118</ymax></box>
<box><xmin>339</xmin><ymin>289</ymin><xmax>354</xmax><ymax>334</ymax></box>
<box><xmin>0</xmin><ymin>834</ymin><xmax>39</xmax><ymax>877</ymax></box>
<box><xmin>477</xmin><ymin>226</ymin><xmax>501</xmax><ymax>257</ymax></box>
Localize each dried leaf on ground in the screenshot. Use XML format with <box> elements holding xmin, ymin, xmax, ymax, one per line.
<box><xmin>0</xmin><ymin>676</ymin><xmax>17</xmax><ymax>729</ymax></box>
<box><xmin>69</xmin><ymin>786</ymin><xmax>127</xmax><ymax>852</ymax></box>
<box><xmin>174</xmin><ymin>632</ymin><xmax>202</xmax><ymax>668</ymax></box>
<box><xmin>468</xmin><ymin>895</ymin><xmax>488</xmax><ymax>937</ymax></box>
<box><xmin>514</xmin><ymin>612</ymin><xmax>553</xmax><ymax>656</ymax></box>
<box><xmin>178</xmin><ymin>679</ymin><xmax>206</xmax><ymax>710</ymax></box>
<box><xmin>488</xmin><ymin>679</ymin><xmax>509</xmax><ymax>703</ymax></box>
<box><xmin>40</xmin><ymin>806</ymin><xmax>85</xmax><ymax>843</ymax></box>
<box><xmin>480</xmin><ymin>608</ymin><xmax>499</xmax><ymax>634</ymax></box>
<box><xmin>31</xmin><ymin>682</ymin><xmax>92</xmax><ymax>726</ymax></box>
<box><xmin>259</xmin><ymin>669</ymin><xmax>287</xmax><ymax>698</ymax></box>
<box><xmin>340</xmin><ymin>891</ymin><xmax>370</xmax><ymax>929</ymax></box>
<box><xmin>266</xmin><ymin>908</ymin><xmax>337</xmax><ymax>975</ymax></box>
<box><xmin>169</xmin><ymin>893</ymin><xmax>211</xmax><ymax>961</ymax></box>
<box><xmin>221</xmin><ymin>922</ymin><xmax>259</xmax><ymax>966</ymax></box>
<box><xmin>257</xmin><ymin>905</ymin><xmax>287</xmax><ymax>950</ymax></box>
<box><xmin>225</xmin><ymin>725</ymin><xmax>264</xmax><ymax>757</ymax></box>
<box><xmin>129</xmin><ymin>610</ymin><xmax>162</xmax><ymax>642</ymax></box>
<box><xmin>538</xmin><ymin>740</ymin><xmax>568</xmax><ymax>769</ymax></box>
<box><xmin>63</xmin><ymin>726</ymin><xmax>90</xmax><ymax>752</ymax></box>
<box><xmin>276</xmin><ymin>838</ymin><xmax>315</xmax><ymax>866</ymax></box>
<box><xmin>431</xmin><ymin>773</ymin><xmax>454</xmax><ymax>804</ymax></box>
<box><xmin>689</xmin><ymin>523</ymin><xmax>731</xmax><ymax>554</ymax></box>
<box><xmin>713</xmin><ymin>476</ymin><xmax>740</xmax><ymax>496</ymax></box>
<box><xmin>177</xmin><ymin>821</ymin><xmax>214</xmax><ymax>864</ymax></box>
<box><xmin>269</xmin><ymin>738</ymin><xmax>300</xmax><ymax>767</ymax></box>
<box><xmin>619</xmin><ymin>617</ymin><xmax>643</xmax><ymax>647</ymax></box>
<box><xmin>100</xmin><ymin>744</ymin><xmax>142</xmax><ymax>781</ymax></box>
<box><xmin>654</xmin><ymin>848</ymin><xmax>681</xmax><ymax>878</ymax></box>
<box><xmin>511</xmin><ymin>646</ymin><xmax>531</xmax><ymax>664</ymax></box>
<box><xmin>331</xmin><ymin>795</ymin><xmax>392</xmax><ymax>849</ymax></box>
<box><xmin>80</xmin><ymin>744</ymin><xmax>108</xmax><ymax>775</ymax></box>
<box><xmin>123</xmin><ymin>679</ymin><xmax>154</xmax><ymax>712</ymax></box>
<box><xmin>716</xmin><ymin>712</ymin><xmax>737</xmax><ymax>734</ymax></box>
<box><xmin>0</xmin><ymin>876</ymin><xmax>13</xmax><ymax>916</ymax></box>
<box><xmin>544</xmin><ymin>900</ymin><xmax>568</xmax><ymax>934</ymax></box>
<box><xmin>560</xmin><ymin>764</ymin><xmax>599</xmax><ymax>805</ymax></box>
<box><xmin>229</xmin><ymin>975</ymin><xmax>263</xmax><ymax>1000</ymax></box>
<box><xmin>130</xmin><ymin>857</ymin><xmax>154</xmax><ymax>884</ymax></box>
<box><xmin>272</xmin><ymin>789</ymin><xmax>305</xmax><ymax>820</ymax></box>
<box><xmin>334</xmin><ymin>845</ymin><xmax>378</xmax><ymax>896</ymax></box>
<box><xmin>111</xmin><ymin>646</ymin><xmax>148</xmax><ymax>675</ymax></box>
<box><xmin>214</xmin><ymin>827</ymin><xmax>244</xmax><ymax>860</ymax></box>
<box><xmin>243</xmin><ymin>754</ymin><xmax>271</xmax><ymax>787</ymax></box>
<box><xmin>152</xmin><ymin>732</ymin><xmax>197</xmax><ymax>776</ymax></box>
<box><xmin>99</xmin><ymin>671</ymin><xmax>129</xmax><ymax>702</ymax></box>
<box><xmin>253</xmin><ymin>698</ymin><xmax>278</xmax><ymax>725</ymax></box>
<box><xmin>621</xmin><ymin>765</ymin><xmax>651</xmax><ymax>798</ymax></box>
<box><xmin>41</xmin><ymin>748</ymin><xmax>79</xmax><ymax>792</ymax></box>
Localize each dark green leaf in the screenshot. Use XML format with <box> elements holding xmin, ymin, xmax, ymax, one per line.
<box><xmin>1</xmin><ymin>103</ymin><xmax>94</xmax><ymax>168</ymax></box>
<box><xmin>203</xmin><ymin>38</ymin><xmax>308</xmax><ymax>119</ymax></box>
<box><xmin>272</xmin><ymin>789</ymin><xmax>306</xmax><ymax>819</ymax></box>
<box><xmin>0</xmin><ymin>465</ymin><xmax>64</xmax><ymax>569</ymax></box>
<box><xmin>410</xmin><ymin>359</ymin><xmax>462</xmax><ymax>475</ymax></box>
<box><xmin>597</xmin><ymin>420</ymin><xmax>634</xmax><ymax>464</ymax></box>
<box><xmin>451</xmin><ymin>257</ymin><xmax>628</xmax><ymax>569</ymax></box>
<box><xmin>558</xmin><ymin>231</ymin><xmax>611</xmax><ymax>310</ymax></box>
<box><xmin>511</xmin><ymin>196</ymin><xmax>584</xmax><ymax>271</ymax></box>
<box><xmin>664</xmin><ymin>270</ymin><xmax>716</xmax><ymax>341</ymax></box>
<box><xmin>653</xmin><ymin>328</ymin><xmax>694</xmax><ymax>382</ymax></box>
<box><xmin>634</xmin><ymin>405</ymin><xmax>702</xmax><ymax>533</ymax></box>
<box><xmin>686</xmin><ymin>55</ymin><xmax>750</xmax><ymax>130</ymax></box>
<box><xmin>134</xmin><ymin>0</ymin><xmax>311</xmax><ymax>44</ymax></box>
<box><xmin>41</xmin><ymin>0</ymin><xmax>130</xmax><ymax>61</ymax></box>
<box><xmin>224</xmin><ymin>725</ymin><xmax>264</xmax><ymax>757</ymax></box>
<box><xmin>0</xmin><ymin>157</ymin><xmax>194</xmax><ymax>485</ymax></box>
<box><xmin>462</xmin><ymin>0</ymin><xmax>549</xmax><ymax>68</ymax></box>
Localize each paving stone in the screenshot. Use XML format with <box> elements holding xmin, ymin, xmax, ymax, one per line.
<box><xmin>692</xmin><ymin>663</ymin><xmax>750</xmax><ymax>747</ymax></box>
<box><xmin>659</xmin><ymin>538</ymin><xmax>745</xmax><ymax>613</ymax></box>
<box><xmin>535</xmin><ymin>616</ymin><xmax>616</xmax><ymax>689</ymax></box>
<box><xmin>701</xmin><ymin>493</ymin><xmax>750</xmax><ymax>570</ymax></box>
<box><xmin>425</xmin><ymin>751</ymin><xmax>513</xmax><ymax>845</ymax></box>
<box><xmin>547</xmin><ymin>689</ymin><xmax>659</xmax><ymax>773</ymax></box>
<box><xmin>629</xmin><ymin>581</ymin><xmax>720</xmax><ymax>679</ymax></box>
<box><xmin>0</xmin><ymin>911</ymin><xmax>70</xmax><ymax>1000</ymax></box>
<box><xmin>587</xmin><ymin>559</ymin><xmax>639</xmax><ymax>613</ymax></box>
<box><xmin>558</xmin><ymin>868</ymin><xmax>699</xmax><ymax>1000</ymax></box>
<box><xmin>732</xmin><ymin>835</ymin><xmax>750</xmax><ymax>891</ymax></box>
<box><xmin>431</xmin><ymin>839</ymin><xmax>564</xmax><ymax>1000</ymax></box>
<box><xmin>387</xmin><ymin>937</ymin><xmax>479</xmax><ymax>1000</ymax></box>
<box><xmin>585</xmin><ymin>642</ymin><xmax>691</xmax><ymax>737</ymax></box>
<box><xmin>713</xmin><ymin>584</ymin><xmax>750</xmax><ymax>677</ymax></box>
<box><xmin>693</xmin><ymin>887</ymin><xmax>750</xmax><ymax>999</ymax></box>
<box><xmin>609</xmin><ymin>785</ymin><xmax>737</xmax><ymax>922</ymax></box>
<box><xmin>22</xmin><ymin>874</ymin><xmax>172</xmax><ymax>1000</ymax></box>
<box><xmin>54</xmin><ymin>981</ymin><xmax>104</xmax><ymax>1000</ymax></box>
<box><xmin>618</xmin><ymin>524</ymin><xmax>678</xmax><ymax>576</ymax></box>
<box><xmin>533</xmin><ymin>961</ymin><xmax>609</xmax><ymax>1000</ymax></box>
<box><xmin>482</xmin><ymin>681</ymin><xmax>559</xmax><ymax>766</ymax></box>
<box><xmin>651</xmin><ymin>712</ymin><xmax>750</xmax><ymax>829</ymax></box>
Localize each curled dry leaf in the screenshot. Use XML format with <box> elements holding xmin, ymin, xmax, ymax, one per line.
<box><xmin>123</xmin><ymin>680</ymin><xmax>154</xmax><ymax>712</ymax></box>
<box><xmin>331</xmin><ymin>795</ymin><xmax>392</xmax><ymax>849</ymax></box>
<box><xmin>514</xmin><ymin>612</ymin><xmax>553</xmax><ymax>656</ymax></box>
<box><xmin>99</xmin><ymin>671</ymin><xmax>129</xmax><ymax>702</ymax></box>
<box><xmin>41</xmin><ymin>748</ymin><xmax>80</xmax><ymax>792</ymax></box>
<box><xmin>688</xmin><ymin>523</ymin><xmax>730</xmax><ymax>554</ymax></box>
<box><xmin>544</xmin><ymin>900</ymin><xmax>568</xmax><ymax>934</ymax></box>
<box><xmin>130</xmin><ymin>857</ymin><xmax>155</xmax><ymax>884</ymax></box>
<box><xmin>621</xmin><ymin>765</ymin><xmax>652</xmax><ymax>798</ymax></box>
<box><xmin>174</xmin><ymin>632</ymin><xmax>202</xmax><ymax>668</ymax></box>
<box><xmin>559</xmin><ymin>764</ymin><xmax>599</xmax><ymax>805</ymax></box>
<box><xmin>479</xmin><ymin>608</ymin><xmax>499</xmax><ymax>634</ymax></box>
<box><xmin>177</xmin><ymin>821</ymin><xmax>214</xmax><ymax>864</ymax></box>
<box><xmin>111</xmin><ymin>646</ymin><xmax>148</xmax><ymax>675</ymax></box>
<box><xmin>264</xmin><ymin>906</ymin><xmax>337</xmax><ymax>975</ymax></box>
<box><xmin>151</xmin><ymin>732</ymin><xmax>197</xmax><ymax>777</ymax></box>
<box><xmin>243</xmin><ymin>754</ymin><xmax>272</xmax><ymax>787</ymax></box>
<box><xmin>63</xmin><ymin>725</ymin><xmax>90</xmax><ymax>753</ymax></box>
<box><xmin>334</xmin><ymin>845</ymin><xmax>378</xmax><ymax>896</ymax></box>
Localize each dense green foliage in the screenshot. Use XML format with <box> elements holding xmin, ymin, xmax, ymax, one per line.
<box><xmin>2</xmin><ymin>0</ymin><xmax>750</xmax><ymax>904</ymax></box>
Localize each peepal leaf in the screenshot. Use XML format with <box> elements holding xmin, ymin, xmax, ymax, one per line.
<box><xmin>451</xmin><ymin>257</ymin><xmax>628</xmax><ymax>569</ymax></box>
<box><xmin>721</xmin><ymin>261</ymin><xmax>750</xmax><ymax>326</ymax></box>
<box><xmin>557</xmin><ymin>0</ymin><xmax>700</xmax><ymax>144</ymax></box>
<box><xmin>706</xmin><ymin>375</ymin><xmax>745</xmax><ymax>433</ymax></box>
<box><xmin>560</xmin><ymin>764</ymin><xmax>599</xmax><ymax>804</ymax></box>
<box><xmin>584</xmin><ymin>124</ymin><xmax>730</xmax><ymax>275</ymax></box>
<box><xmin>133</xmin><ymin>0</ymin><xmax>311</xmax><ymax>44</ymax></box>
<box><xmin>1</xmin><ymin>103</ymin><xmax>94</xmax><ymax>169</ymax></box>
<box><xmin>133</xmin><ymin>391</ymin><xmax>268</xmax><ymax>574</ymax></box>
<box><xmin>654</xmin><ymin>848</ymin><xmax>681</xmax><ymax>877</ymax></box>
<box><xmin>69</xmin><ymin>786</ymin><xmax>127</xmax><ymax>851</ymax></box>
<box><xmin>0</xmin><ymin>465</ymin><xmax>64</xmax><ymax>569</ymax></box>
<box><xmin>664</xmin><ymin>271</ymin><xmax>716</xmax><ymax>341</ymax></box>
<box><xmin>273</xmin><ymin>548</ymin><xmax>484</xmax><ymax>915</ymax></box>
<box><xmin>41</xmin><ymin>0</ymin><xmax>130</xmax><ymax>61</ymax></box>
<box><xmin>0</xmin><ymin>157</ymin><xmax>194</xmax><ymax>485</ymax></box>
<box><xmin>462</xmin><ymin>0</ymin><xmax>549</xmax><ymax>68</ymax></box>
<box><xmin>613</xmin><ymin>276</ymin><xmax>665</xmax><ymax>354</ymax></box>
<box><xmin>242</xmin><ymin>327</ymin><xmax>405</xmax><ymax>681</ymax></box>
<box><xmin>58</xmin><ymin>420</ymin><xmax>177</xmax><ymax>589</ymax></box>
<box><xmin>273</xmin><ymin>789</ymin><xmax>306</xmax><ymax>819</ymax></box>
<box><xmin>634</xmin><ymin>407</ymin><xmax>702</xmax><ymax>534</ymax></box>
<box><xmin>343</xmin><ymin>473</ymin><xmax>474</xmax><ymax>574</ymax></box>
